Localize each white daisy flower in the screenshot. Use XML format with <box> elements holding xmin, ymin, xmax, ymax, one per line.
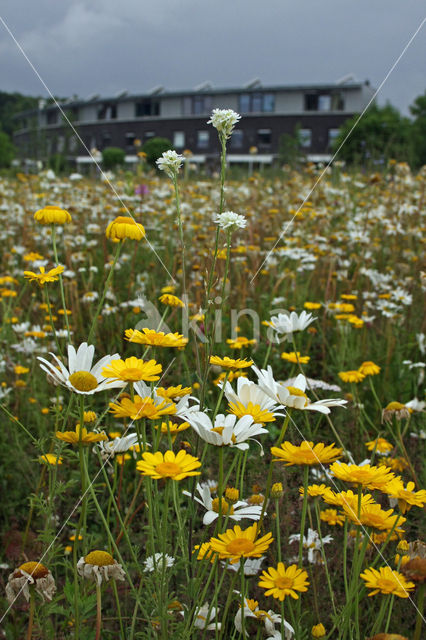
<box><xmin>37</xmin><ymin>343</ymin><xmax>126</xmax><ymax>395</ymax></box>
<box><xmin>269</xmin><ymin>310</ymin><xmax>316</xmax><ymax>336</ymax></box>
<box><xmin>219</xmin><ymin>377</ymin><xmax>284</xmax><ymax>424</ymax></box>
<box><xmin>143</xmin><ymin>553</ymin><xmax>175</xmax><ymax>573</ymax></box>
<box><xmin>193</xmin><ymin>603</ymin><xmax>221</xmax><ymax>630</ymax></box>
<box><xmin>182</xmin><ymin>412</ymin><xmax>267</xmax><ymax>451</ymax></box>
<box><xmin>235</xmin><ymin>597</ymin><xmax>292</xmax><ymax>639</ymax></box>
<box><xmin>183</xmin><ymin>483</ymin><xmax>262</xmax><ymax>525</ymax></box>
<box><xmin>97</xmin><ymin>433</ymin><xmax>140</xmax><ymax>458</ymax></box>
<box><xmin>253</xmin><ymin>367</ymin><xmax>347</xmax><ymax>415</ymax></box>
<box><xmin>225</xmin><ymin>556</ymin><xmax>265</xmax><ymax>575</ymax></box>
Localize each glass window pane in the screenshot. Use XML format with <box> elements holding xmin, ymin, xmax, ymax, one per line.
<box><xmin>263</xmin><ymin>94</ymin><xmax>275</xmax><ymax>112</ymax></box>
<box><xmin>230</xmin><ymin>130</ymin><xmax>244</xmax><ymax>149</ymax></box>
<box><xmin>173</xmin><ymin>131</ymin><xmax>185</xmax><ymax>148</ymax></box>
<box><xmin>318</xmin><ymin>95</ymin><xmax>331</xmax><ymax>111</ymax></box>
<box><xmin>239</xmin><ymin>94</ymin><xmax>251</xmax><ymax>113</ymax></box>
<box><xmin>197</xmin><ymin>131</ymin><xmax>209</xmax><ymax>149</ymax></box>
<box><xmin>299</xmin><ymin>129</ymin><xmax>312</xmax><ymax>148</ymax></box>
<box><xmin>257</xmin><ymin>129</ymin><xmax>271</xmax><ymax>145</ymax></box>
<box><xmin>252</xmin><ymin>93</ymin><xmax>263</xmax><ymax>112</ymax></box>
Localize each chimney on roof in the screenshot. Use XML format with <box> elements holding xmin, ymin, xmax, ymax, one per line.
<box><xmin>193</xmin><ymin>81</ymin><xmax>213</xmax><ymax>91</ymax></box>
<box><xmin>244</xmin><ymin>78</ymin><xmax>262</xmax><ymax>89</ymax></box>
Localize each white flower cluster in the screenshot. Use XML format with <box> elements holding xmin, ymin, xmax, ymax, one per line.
<box><xmin>156</xmin><ymin>150</ymin><xmax>184</xmax><ymax>178</ymax></box>
<box><xmin>207</xmin><ymin>108</ymin><xmax>241</xmax><ymax>139</ymax></box>
<box><xmin>214</xmin><ymin>210</ymin><xmax>247</xmax><ymax>231</ymax></box>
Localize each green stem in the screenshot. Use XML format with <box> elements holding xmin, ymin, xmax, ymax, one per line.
<box><xmin>87</xmin><ymin>240</ymin><xmax>122</xmax><ymax>344</ymax></box>
<box><xmin>413</xmin><ymin>583</ymin><xmax>425</xmax><ymax>640</ymax></box>
<box><xmin>95</xmin><ymin>583</ymin><xmax>102</xmax><ymax>640</ymax></box>
<box><xmin>26</xmin><ymin>589</ymin><xmax>35</xmax><ymax>640</ymax></box>
<box><xmin>51</xmin><ymin>225</ymin><xmax>71</xmax><ymax>342</ymax></box>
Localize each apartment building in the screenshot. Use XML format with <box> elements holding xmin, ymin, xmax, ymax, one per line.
<box><xmin>13</xmin><ymin>77</ymin><xmax>375</xmax><ymax>166</ymax></box>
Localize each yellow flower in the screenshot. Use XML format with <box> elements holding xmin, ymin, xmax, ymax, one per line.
<box><xmin>109</xmin><ymin>396</ymin><xmax>175</xmax><ymax>420</ymax></box>
<box><xmin>209</xmin><ymin>356</ymin><xmax>253</xmax><ymax>370</ymax></box>
<box><xmin>39</xmin><ymin>453</ymin><xmax>63</xmax><ymax>466</ymax></box>
<box><xmin>136</xmin><ymin>450</ymin><xmax>201</xmax><ymax>481</ymax></box>
<box><xmin>156</xmin><ymin>385</ymin><xmax>192</xmax><ymax>399</ymax></box>
<box><xmin>56</xmin><ymin>424</ymin><xmax>108</xmax><ymax>445</ymax></box>
<box><xmin>101</xmin><ymin>357</ymin><xmax>162</xmax><ymax>382</ymax></box>
<box><xmin>360</xmin><ymin>566</ymin><xmax>415</xmax><ymax>598</ymax></box>
<box><xmin>258</xmin><ymin>562</ymin><xmax>309</xmax><ymax>601</ymax></box>
<box><xmin>299</xmin><ymin>484</ymin><xmax>330</xmax><ymax>498</ymax></box>
<box><xmin>271</xmin><ymin>441</ymin><xmax>342</xmax><ymax>466</ymax></box>
<box><xmin>24</xmin><ymin>265</ymin><xmax>65</xmax><ymax>286</ymax></box>
<box><xmin>338</xmin><ymin>370</ymin><xmax>366</xmax><ymax>383</ymax></box>
<box><xmin>208</xmin><ymin>524</ymin><xmax>273</xmax><ymax>564</ymax></box>
<box><xmin>125</xmin><ymin>328</ymin><xmax>188</xmax><ymax>348</ymax></box>
<box><xmin>158</xmin><ymin>293</ymin><xmax>184</xmax><ymax>307</ymax></box>
<box><xmin>322</xmin><ymin>489</ymin><xmax>376</xmax><ymax>510</ymax></box>
<box><xmin>384</xmin><ymin>479</ymin><xmax>426</xmax><ymax>514</ymax></box>
<box><xmin>14</xmin><ymin>365</ymin><xmax>30</xmax><ymax>375</ymax></box>
<box><xmin>343</xmin><ymin>502</ymin><xmax>406</xmax><ymax>532</ymax></box>
<box><xmin>226</xmin><ymin>336</ymin><xmax>256</xmax><ymax>349</ymax></box>
<box><xmin>312</xmin><ymin>623</ymin><xmax>326</xmax><ymax>637</ymax></box>
<box><xmin>154</xmin><ymin>421</ymin><xmax>190</xmax><ymax>439</ymax></box>
<box><xmin>34</xmin><ymin>205</ymin><xmax>71</xmax><ymax>224</ymax></box>
<box><xmin>304</xmin><ymin>302</ymin><xmax>322</xmax><ymax>310</ymax></box>
<box><xmin>358</xmin><ymin>361</ymin><xmax>380</xmax><ymax>376</ymax></box>
<box><xmin>320</xmin><ymin>508</ymin><xmax>345</xmax><ymax>526</ymax></box>
<box><xmin>365</xmin><ymin>438</ymin><xmax>393</xmax><ymax>455</ymax></box>
<box><xmin>330</xmin><ymin>462</ymin><xmax>395</xmax><ymax>490</ymax></box>
<box><xmin>281</xmin><ymin>351</ymin><xmax>310</xmax><ymax>364</ymax></box>
<box><xmin>228</xmin><ymin>400</ymin><xmax>275</xmax><ymax>425</ymax></box>
<box><xmin>105</xmin><ymin>216</ymin><xmax>145</xmax><ymax>241</ymax></box>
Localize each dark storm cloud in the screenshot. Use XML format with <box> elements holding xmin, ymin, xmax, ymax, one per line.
<box><xmin>0</xmin><ymin>0</ymin><xmax>424</xmax><ymax>113</ymax></box>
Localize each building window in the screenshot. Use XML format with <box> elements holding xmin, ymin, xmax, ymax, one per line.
<box><xmin>230</xmin><ymin>130</ymin><xmax>244</xmax><ymax>149</ymax></box>
<box><xmin>46</xmin><ymin>111</ymin><xmax>58</xmax><ymax>125</ymax></box>
<box><xmin>197</xmin><ymin>130</ymin><xmax>209</xmax><ymax>149</ymax></box>
<box><xmin>299</xmin><ymin>129</ymin><xmax>312</xmax><ymax>149</ymax></box>
<box><xmin>135</xmin><ymin>100</ymin><xmax>160</xmax><ymax>117</ymax></box>
<box><xmin>331</xmin><ymin>93</ymin><xmax>344</xmax><ymax>111</ymax></box>
<box><xmin>263</xmin><ymin>93</ymin><xmax>275</xmax><ymax>112</ymax></box>
<box><xmin>328</xmin><ymin>128</ymin><xmax>340</xmax><ymax>149</ymax></box>
<box><xmin>144</xmin><ymin>131</ymin><xmax>155</xmax><ymax>140</ymax></box>
<box><xmin>101</xmin><ymin>133</ymin><xmax>112</xmax><ymax>149</ymax></box>
<box><xmin>57</xmin><ymin>136</ymin><xmax>65</xmax><ymax>153</ymax></box>
<box><xmin>173</xmin><ymin>131</ymin><xmax>185</xmax><ymax>149</ymax></box>
<box><xmin>69</xmin><ymin>135</ymin><xmax>78</xmax><ymax>152</ymax></box>
<box><xmin>125</xmin><ymin>132</ymin><xmax>136</xmax><ymax>148</ymax></box>
<box><xmin>257</xmin><ymin>129</ymin><xmax>271</xmax><ymax>146</ymax></box>
<box><xmin>305</xmin><ymin>94</ymin><xmax>335</xmax><ymax>112</ymax></box>
<box><xmin>238</xmin><ymin>93</ymin><xmax>275</xmax><ymax>113</ymax></box>
<box><xmin>97</xmin><ymin>104</ymin><xmax>117</xmax><ymax>120</ymax></box>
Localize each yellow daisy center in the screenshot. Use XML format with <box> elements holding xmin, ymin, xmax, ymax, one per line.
<box><xmin>69</xmin><ymin>371</ymin><xmax>98</xmax><ymax>392</ymax></box>
<box><xmin>377</xmin><ymin>578</ymin><xmax>398</xmax><ymax>592</ymax></box>
<box><xmin>18</xmin><ymin>561</ymin><xmax>48</xmax><ymax>579</ymax></box>
<box><xmin>84</xmin><ymin>550</ymin><xmax>115</xmax><ymax>566</ymax></box>
<box><xmin>275</xmin><ymin>576</ymin><xmax>293</xmax><ymax>589</ymax></box>
<box><xmin>226</xmin><ymin>539</ymin><xmax>255</xmax><ymax>554</ymax></box>
<box><xmin>286</xmin><ymin>386</ymin><xmax>308</xmax><ymax>401</ymax></box>
<box><xmin>121</xmin><ymin>367</ymin><xmax>147</xmax><ymax>381</ymax></box>
<box><xmin>211</xmin><ymin>498</ymin><xmax>234</xmax><ymax>515</ymax></box>
<box><xmin>155</xmin><ymin>461</ymin><xmax>181</xmax><ymax>477</ymax></box>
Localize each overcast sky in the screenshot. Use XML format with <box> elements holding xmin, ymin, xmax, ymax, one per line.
<box><xmin>0</xmin><ymin>0</ymin><xmax>425</xmax><ymax>114</ymax></box>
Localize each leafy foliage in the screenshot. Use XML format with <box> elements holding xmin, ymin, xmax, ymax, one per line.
<box><xmin>102</xmin><ymin>146</ymin><xmax>126</xmax><ymax>169</ymax></box>
<box><xmin>142</xmin><ymin>137</ymin><xmax>174</xmax><ymax>167</ymax></box>
<box><xmin>331</xmin><ymin>103</ymin><xmax>413</xmax><ymax>166</ymax></box>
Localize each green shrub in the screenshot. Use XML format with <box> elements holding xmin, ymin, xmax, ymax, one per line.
<box><xmin>142</xmin><ymin>137</ymin><xmax>173</xmax><ymax>167</ymax></box>
<box><xmin>102</xmin><ymin>146</ymin><xmax>126</xmax><ymax>170</ymax></box>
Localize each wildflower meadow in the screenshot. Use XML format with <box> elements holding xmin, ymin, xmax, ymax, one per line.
<box><xmin>0</xmin><ymin>109</ymin><xmax>424</xmax><ymax>640</ymax></box>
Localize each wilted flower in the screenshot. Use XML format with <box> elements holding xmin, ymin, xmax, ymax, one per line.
<box><xmin>6</xmin><ymin>561</ymin><xmax>56</xmax><ymax>603</ymax></box>
<box><xmin>77</xmin><ymin>550</ymin><xmax>125</xmax><ymax>585</ymax></box>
